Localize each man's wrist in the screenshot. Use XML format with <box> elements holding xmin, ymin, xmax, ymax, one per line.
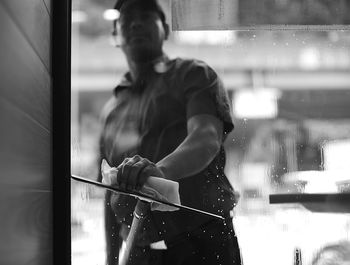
<box><xmin>156</xmin><ymin>164</ymin><xmax>168</xmax><ymax>179</ymax></box>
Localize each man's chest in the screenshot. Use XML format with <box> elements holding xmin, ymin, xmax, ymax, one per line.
<box><xmin>110</xmin><ymin>82</ymin><xmax>186</xmax><ymax>132</ymax></box>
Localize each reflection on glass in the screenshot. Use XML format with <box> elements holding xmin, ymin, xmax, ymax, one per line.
<box><xmin>71</xmin><ymin>1</ymin><xmax>350</xmax><ymax>264</ymax></box>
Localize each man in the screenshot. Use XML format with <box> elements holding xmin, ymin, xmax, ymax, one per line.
<box><xmin>98</xmin><ymin>0</ymin><xmax>242</xmax><ymax>264</ymax></box>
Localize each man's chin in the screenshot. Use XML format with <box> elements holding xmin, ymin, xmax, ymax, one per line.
<box><xmin>129</xmin><ymin>42</ymin><xmax>150</xmax><ymax>50</ymax></box>
<box><xmin>130</xmin><ymin>37</ymin><xmax>148</xmax><ymax>43</ymax></box>
<box><xmin>129</xmin><ymin>47</ymin><xmax>160</xmax><ymax>63</ymax></box>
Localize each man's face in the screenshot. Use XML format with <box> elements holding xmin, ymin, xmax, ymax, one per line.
<box><xmin>117</xmin><ymin>9</ymin><xmax>167</xmax><ymax>62</ymax></box>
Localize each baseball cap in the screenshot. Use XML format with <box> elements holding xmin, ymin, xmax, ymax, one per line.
<box><xmin>114</xmin><ymin>0</ymin><xmax>166</xmax><ymax>24</ymax></box>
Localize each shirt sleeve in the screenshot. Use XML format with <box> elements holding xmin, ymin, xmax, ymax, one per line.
<box><xmin>182</xmin><ymin>60</ymin><xmax>234</xmax><ymax>135</ymax></box>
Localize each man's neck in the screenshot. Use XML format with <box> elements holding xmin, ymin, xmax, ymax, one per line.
<box><xmin>127</xmin><ymin>53</ymin><xmax>164</xmax><ymax>82</ymax></box>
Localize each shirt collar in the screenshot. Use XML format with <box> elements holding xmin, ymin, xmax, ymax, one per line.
<box><xmin>115</xmin><ymin>54</ymin><xmax>171</xmax><ymax>91</ymax></box>
<box><xmin>153</xmin><ymin>54</ymin><xmax>170</xmax><ymax>74</ymax></box>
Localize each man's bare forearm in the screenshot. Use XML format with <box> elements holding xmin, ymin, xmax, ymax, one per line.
<box><xmin>156</xmin><ymin>125</ymin><xmax>221</xmax><ymax>181</ymax></box>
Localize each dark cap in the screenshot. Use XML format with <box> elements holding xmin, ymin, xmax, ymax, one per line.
<box><xmin>113</xmin><ymin>0</ymin><xmax>125</xmax><ymax>10</ymax></box>
<box><xmin>114</xmin><ymin>0</ymin><xmax>166</xmax><ymax>24</ymax></box>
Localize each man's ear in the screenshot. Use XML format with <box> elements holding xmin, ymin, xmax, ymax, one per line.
<box><xmin>163</xmin><ymin>23</ymin><xmax>170</xmax><ymax>40</ymax></box>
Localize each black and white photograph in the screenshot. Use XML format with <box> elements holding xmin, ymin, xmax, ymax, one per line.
<box><xmin>1</xmin><ymin>0</ymin><xmax>350</xmax><ymax>265</ymax></box>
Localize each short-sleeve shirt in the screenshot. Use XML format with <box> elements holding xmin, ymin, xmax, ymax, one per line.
<box><xmin>100</xmin><ymin>56</ymin><xmax>237</xmax><ymax>244</ymax></box>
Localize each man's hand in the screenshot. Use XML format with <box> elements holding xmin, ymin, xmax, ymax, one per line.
<box><xmin>114</xmin><ymin>155</ymin><xmax>165</xmax><ymax>191</ymax></box>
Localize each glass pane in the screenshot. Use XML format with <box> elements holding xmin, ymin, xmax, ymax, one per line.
<box><xmin>71</xmin><ymin>1</ymin><xmax>350</xmax><ymax>264</ymax></box>
<box><xmin>71</xmin><ymin>0</ymin><xmax>113</xmax><ymax>264</ymax></box>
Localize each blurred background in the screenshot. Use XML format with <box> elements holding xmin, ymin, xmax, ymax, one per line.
<box><xmin>71</xmin><ymin>0</ymin><xmax>350</xmax><ymax>264</ymax></box>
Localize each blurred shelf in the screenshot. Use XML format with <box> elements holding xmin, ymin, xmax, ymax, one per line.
<box><xmin>269</xmin><ymin>193</ymin><xmax>350</xmax><ymax>213</ymax></box>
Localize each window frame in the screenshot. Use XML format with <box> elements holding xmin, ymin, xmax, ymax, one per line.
<box><xmin>52</xmin><ymin>0</ymin><xmax>72</xmax><ymax>264</ymax></box>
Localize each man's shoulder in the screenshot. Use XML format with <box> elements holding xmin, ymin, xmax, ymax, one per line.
<box><xmin>171</xmin><ymin>57</ymin><xmax>212</xmax><ymax>70</ymax></box>
<box><xmin>172</xmin><ymin>57</ymin><xmax>220</xmax><ymax>83</ymax></box>
<box><xmin>169</xmin><ymin>57</ymin><xmax>217</xmax><ymax>81</ymax></box>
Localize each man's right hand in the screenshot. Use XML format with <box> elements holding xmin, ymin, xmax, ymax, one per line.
<box><xmin>114</xmin><ymin>155</ymin><xmax>165</xmax><ymax>191</ymax></box>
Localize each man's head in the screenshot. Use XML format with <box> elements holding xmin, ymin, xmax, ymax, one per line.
<box><xmin>114</xmin><ymin>0</ymin><xmax>169</xmax><ymax>63</ymax></box>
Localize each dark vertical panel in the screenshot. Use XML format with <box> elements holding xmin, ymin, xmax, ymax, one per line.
<box><xmin>52</xmin><ymin>0</ymin><xmax>71</xmax><ymax>264</ymax></box>
<box><xmin>0</xmin><ymin>3</ymin><xmax>51</xmax><ymax>189</ymax></box>
<box><xmin>2</xmin><ymin>0</ymin><xmax>51</xmax><ymax>71</ymax></box>
<box><xmin>0</xmin><ymin>99</ymin><xmax>51</xmax><ymax>189</ymax></box>
<box><xmin>0</xmin><ymin>0</ymin><xmax>53</xmax><ymax>264</ymax></box>
<box><xmin>0</xmin><ymin>4</ymin><xmax>51</xmax><ymax>132</ymax></box>
<box><xmin>0</xmin><ymin>190</ymin><xmax>52</xmax><ymax>265</ymax></box>
<box><xmin>43</xmin><ymin>0</ymin><xmax>51</xmax><ymax>15</ymax></box>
